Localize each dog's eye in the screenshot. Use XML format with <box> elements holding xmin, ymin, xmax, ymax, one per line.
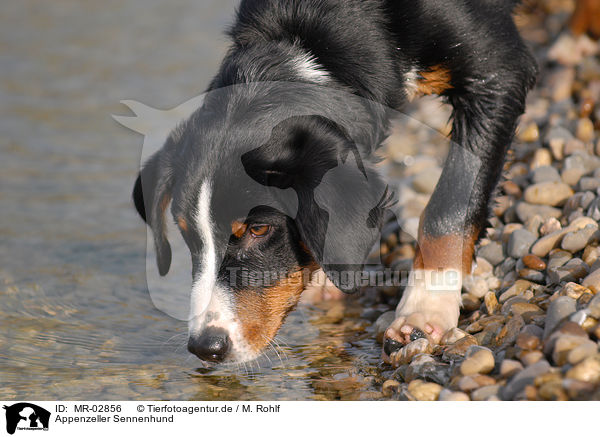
<box><xmin>249</xmin><ymin>225</ymin><xmax>270</xmax><ymax>237</ymax></box>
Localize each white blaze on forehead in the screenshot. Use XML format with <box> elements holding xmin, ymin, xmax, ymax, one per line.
<box><xmin>186</xmin><ymin>181</ymin><xmax>269</xmax><ymax>362</ymax></box>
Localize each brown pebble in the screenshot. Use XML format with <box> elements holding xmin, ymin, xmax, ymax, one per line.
<box><xmin>484</xmin><ymin>292</ymin><xmax>500</xmax><ymax>315</ymax></box>
<box><xmin>522</xmin><ymin>254</ymin><xmax>546</xmax><ymax>271</ymax></box>
<box><xmin>524</xmin><ymin>385</ymin><xmax>538</xmax><ymax>401</ymax></box>
<box><xmin>502</xmin><ymin>180</ymin><xmax>522</xmax><ymax>197</ymax></box>
<box><xmin>516</xmin><ymin>332</ymin><xmax>540</xmax><ymax>350</ymax></box>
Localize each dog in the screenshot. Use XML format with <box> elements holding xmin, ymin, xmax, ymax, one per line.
<box><xmin>133</xmin><ymin>0</ymin><xmax>540</xmax><ymax>364</ymax></box>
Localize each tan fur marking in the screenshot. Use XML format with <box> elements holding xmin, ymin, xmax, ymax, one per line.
<box><xmin>571</xmin><ymin>0</ymin><xmax>600</xmax><ymax>39</ymax></box>
<box><xmin>177</xmin><ymin>217</ymin><xmax>188</xmax><ymax>232</ymax></box>
<box><xmin>413</xmin><ymin>223</ymin><xmax>479</xmax><ymax>275</ymax></box>
<box><xmin>231</xmin><ymin>220</ymin><xmax>248</xmax><ymax>238</ymax></box>
<box><xmin>417</xmin><ymin>65</ymin><xmax>453</xmax><ymax>96</ymax></box>
<box><xmin>235</xmin><ymin>263</ymin><xmax>319</xmax><ymax>352</ymax></box>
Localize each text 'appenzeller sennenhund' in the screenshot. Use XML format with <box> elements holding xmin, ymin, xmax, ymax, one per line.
<box><xmin>133</xmin><ymin>0</ymin><xmax>539</xmax><ymax>364</ymax></box>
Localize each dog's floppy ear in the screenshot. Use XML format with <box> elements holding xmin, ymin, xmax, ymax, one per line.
<box><xmin>242</xmin><ymin>115</ymin><xmax>391</xmax><ymax>292</ymax></box>
<box><xmin>133</xmin><ymin>150</ymin><xmax>173</xmax><ymax>276</ymax></box>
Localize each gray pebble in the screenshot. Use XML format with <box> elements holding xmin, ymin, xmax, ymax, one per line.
<box><xmin>577</xmin><ymin>177</ymin><xmax>600</xmax><ymax>192</ymax></box>
<box><xmin>501</xmin><ymin>360</ymin><xmax>550</xmax><ymax>401</ymax></box>
<box><xmin>531</xmin><ymin>166</ymin><xmax>560</xmax><ymax>183</ymax></box>
<box><xmin>544</xmin><ymin>296</ymin><xmax>576</xmax><ymax>339</ymax></box>
<box><xmin>507</xmin><ymin>229</ymin><xmax>537</xmax><ymax>258</ymax></box>
<box><xmin>561</xmin><ymin>224</ymin><xmax>598</xmax><ymax>252</ymax></box>
<box><xmin>547</xmin><ymin>258</ymin><xmax>589</xmax><ymax>284</ymax></box>
<box><xmin>478</xmin><ymin>241</ymin><xmax>504</xmax><ymax>266</ymax></box>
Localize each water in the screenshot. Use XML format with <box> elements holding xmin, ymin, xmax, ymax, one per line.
<box><xmin>1</xmin><ymin>0</ymin><xmax>420</xmax><ymax>400</ymax></box>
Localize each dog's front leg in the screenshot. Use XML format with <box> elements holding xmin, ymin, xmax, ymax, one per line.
<box><xmin>383</xmin><ymin>38</ymin><xmax>537</xmax><ymax>361</ymax></box>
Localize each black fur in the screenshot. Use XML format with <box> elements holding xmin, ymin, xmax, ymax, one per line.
<box><xmin>133</xmin><ymin>0</ymin><xmax>537</xmax><ymax>293</ymax></box>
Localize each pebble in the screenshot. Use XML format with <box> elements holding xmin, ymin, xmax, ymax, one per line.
<box><xmin>565</xmin><ymin>356</ymin><xmax>600</xmax><ymax>384</ymax></box>
<box><xmin>576</xmin><ymin>118</ymin><xmax>595</xmax><ymax>143</ymax></box>
<box><xmin>457</xmin><ymin>374</ymin><xmax>496</xmax><ymax>392</ymax></box>
<box><xmin>407</xmin><ymin>380</ymin><xmax>442</xmax><ymax>401</ymax></box>
<box><xmin>438</xmin><ymin>389</ymin><xmax>470</xmax><ymax>401</ymax></box>
<box><xmin>547</xmin><ymin>258</ymin><xmax>589</xmax><ymax>284</ymax></box>
<box><xmin>499</xmin><ymin>280</ymin><xmax>532</xmax><ymax>303</ymax></box>
<box><xmin>531</xmin><ymin>217</ymin><xmax>598</xmax><ymax>257</ymax></box>
<box><xmin>516</xmin><ymin>332</ymin><xmax>540</xmax><ymax>351</ymax></box>
<box><xmin>391</xmin><ymin>338</ymin><xmax>433</xmax><ymax>366</ymax></box>
<box><xmin>531</xmin><ymin>166</ymin><xmax>560</xmax><ymax>183</ymax></box>
<box><xmin>440</xmin><ymin>327</ymin><xmax>468</xmax><ymax>345</ymax></box>
<box><xmin>442</xmin><ymin>335</ymin><xmax>478</xmax><ymax>361</ymax></box>
<box><xmin>515</xmin><ymin>202</ymin><xmax>562</xmax><ymax>223</ymax></box>
<box><xmin>477</xmin><ymin>241</ymin><xmax>504</xmax><ymax>266</ymax></box>
<box><xmin>577</xmin><ymin>177</ymin><xmax>600</xmax><ymax>192</ymax></box>
<box><xmin>552</xmin><ymin>334</ymin><xmax>590</xmax><ymax>365</ymax></box>
<box><xmin>544</xmin><ymin>296</ymin><xmax>576</xmax><ymax>339</ymax></box>
<box><xmin>499</xmin><ymin>359</ymin><xmax>523</xmax><ymax>378</ymax></box>
<box><xmin>501</xmin><ymin>360</ymin><xmax>550</xmax><ymax>401</ymax></box>
<box><xmin>540</xmin><ymin>217</ymin><xmax>562</xmax><ymax>235</ymax></box>
<box><xmin>523</xmin><ymin>182</ymin><xmax>574</xmax><ymax>206</ymax></box>
<box><xmin>522</xmin><ymin>254</ymin><xmax>546</xmax><ymax>270</ymax></box>
<box><xmin>518</xmin><ymin>122</ymin><xmax>540</xmax><ymax>143</ymax></box>
<box><xmin>561</xmin><ymin>224</ymin><xmax>599</xmax><ymax>252</ymax></box>
<box><xmin>507</xmin><ymin>229</ymin><xmax>537</xmax><ymax>258</ymax></box>
<box><xmin>484</xmin><ymin>292</ymin><xmax>500</xmax><ymax>315</ymax></box>
<box><xmin>520</xmin><ymin>350</ymin><xmax>544</xmax><ymax>366</ymax></box>
<box><xmin>470</xmin><ymin>384</ymin><xmax>501</xmax><ymax>401</ymax></box>
<box><xmin>530</xmin><ymin>148</ymin><xmax>552</xmax><ymax>169</ymax></box>
<box><xmin>460</xmin><ymin>346</ymin><xmax>495</xmax><ymax>375</ymax></box>
<box><xmin>382</xmin><ymin>379</ymin><xmax>401</xmax><ymax>397</ymax></box>
<box><xmin>582</xmin><ymin>268</ymin><xmax>600</xmax><ymax>294</ymax></box>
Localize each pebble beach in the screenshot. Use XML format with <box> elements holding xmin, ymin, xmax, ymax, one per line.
<box><xmin>370</xmin><ymin>1</ymin><xmax>600</xmax><ymax>401</ymax></box>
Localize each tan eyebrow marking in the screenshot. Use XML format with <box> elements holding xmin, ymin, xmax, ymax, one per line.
<box><xmin>231</xmin><ymin>220</ymin><xmax>248</xmax><ymax>238</ymax></box>
<box><xmin>177</xmin><ymin>217</ymin><xmax>188</xmax><ymax>232</ymax></box>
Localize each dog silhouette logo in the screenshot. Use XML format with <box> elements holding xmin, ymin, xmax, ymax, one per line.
<box><xmin>3</xmin><ymin>403</ymin><xmax>50</xmax><ymax>435</ymax></box>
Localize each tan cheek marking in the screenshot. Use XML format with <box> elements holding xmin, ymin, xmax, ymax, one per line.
<box><xmin>235</xmin><ymin>263</ymin><xmax>319</xmax><ymax>352</ymax></box>
<box><xmin>417</xmin><ymin>65</ymin><xmax>453</xmax><ymax>96</ymax></box>
<box><xmin>231</xmin><ymin>220</ymin><xmax>248</xmax><ymax>238</ymax></box>
<box><xmin>177</xmin><ymin>217</ymin><xmax>188</xmax><ymax>232</ymax></box>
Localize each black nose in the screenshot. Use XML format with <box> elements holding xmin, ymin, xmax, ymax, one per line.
<box><xmin>187</xmin><ymin>327</ymin><xmax>231</xmax><ymax>362</ymax></box>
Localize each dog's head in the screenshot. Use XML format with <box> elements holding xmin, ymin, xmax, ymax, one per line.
<box><xmin>134</xmin><ymin>102</ymin><xmax>390</xmax><ymax>363</ymax></box>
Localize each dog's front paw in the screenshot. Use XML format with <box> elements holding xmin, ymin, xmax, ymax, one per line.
<box><xmin>382</xmin><ymin>270</ymin><xmax>461</xmax><ymax>363</ymax></box>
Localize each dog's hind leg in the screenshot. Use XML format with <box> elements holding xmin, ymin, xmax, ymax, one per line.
<box><xmin>382</xmin><ymin>4</ymin><xmax>537</xmax><ymax>361</ymax></box>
